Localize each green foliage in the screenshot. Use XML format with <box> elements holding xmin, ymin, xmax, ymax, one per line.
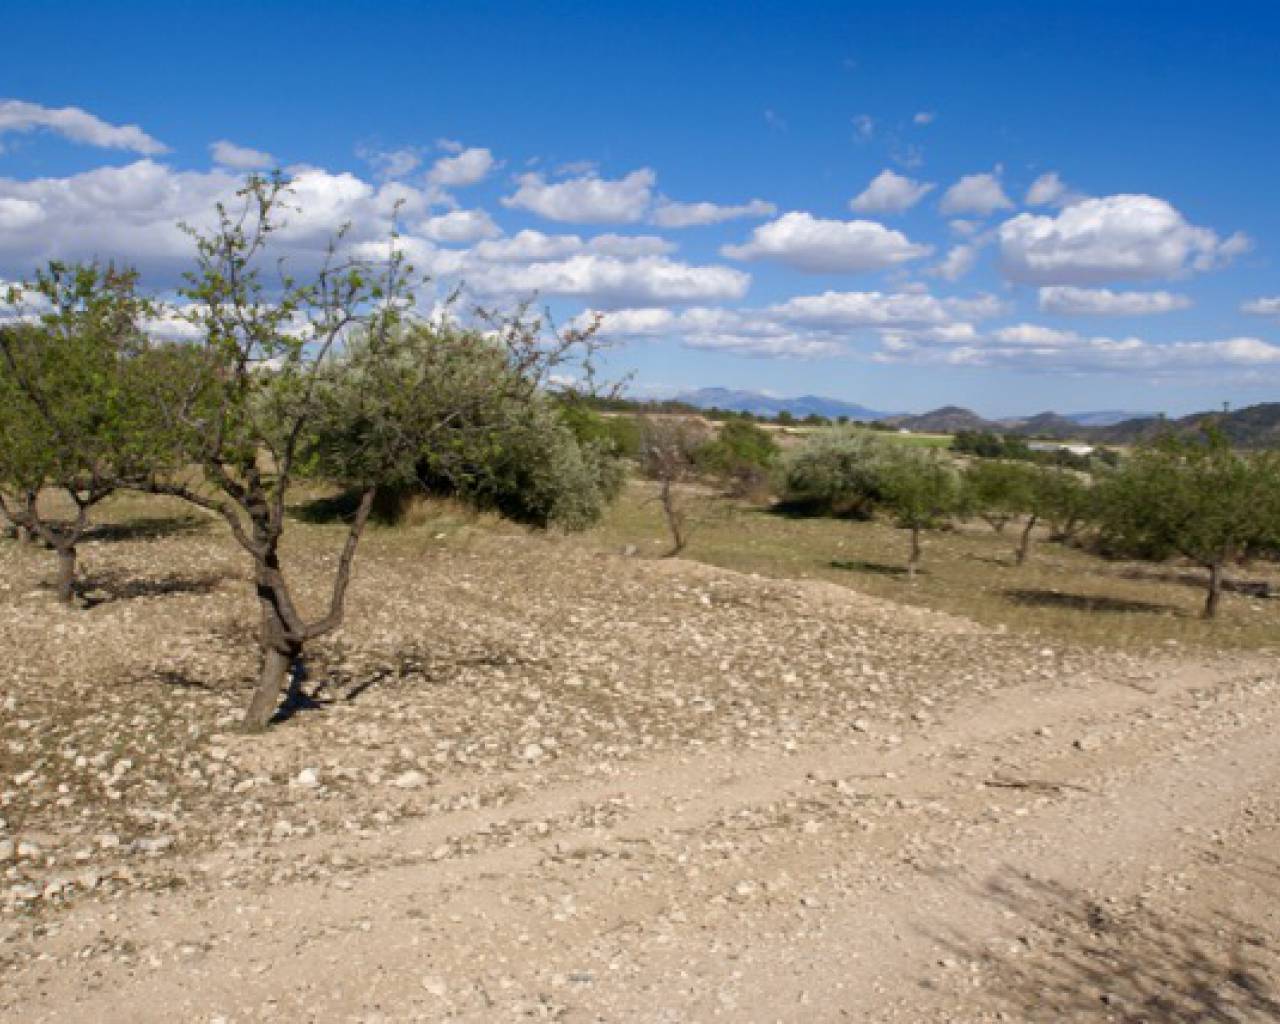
<box><xmin>696</xmin><ymin>419</ymin><xmax>779</xmax><ymax>497</ymax></box>
<box><xmin>877</xmin><ymin>447</ymin><xmax>963</xmax><ymax>531</ymax></box>
<box><xmin>557</xmin><ymin>403</ymin><xmax>641</xmax><ymax>460</ymax></box>
<box><xmin>782</xmin><ymin>426</ymin><xmax>891</xmax><ymax>516</ymax></box>
<box><xmin>961</xmin><ymin>459</ymin><xmax>1039</xmax><ymax>531</ymax></box>
<box><xmin>1095</xmin><ymin>430</ymin><xmax>1280</xmax><ymax>569</ymax></box>
<box><xmin>307</xmin><ymin>324</ymin><xmax>625</xmax><ymax>532</ymax></box>
<box><xmin>951</xmin><ymin>429</ymin><xmax>1029</xmax><ymax>460</ymax></box>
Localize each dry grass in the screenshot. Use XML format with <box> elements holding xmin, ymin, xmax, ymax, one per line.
<box><xmin>589</xmin><ymin>480</ymin><xmax>1280</xmax><ymax>652</ymax></box>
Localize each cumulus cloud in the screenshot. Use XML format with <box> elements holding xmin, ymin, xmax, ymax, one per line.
<box><xmin>721</xmin><ymin>211</ymin><xmax>931</xmax><ymax>273</ymax></box>
<box><xmin>874</xmin><ymin>318</ymin><xmax>1280</xmax><ymax>377</ymax></box>
<box><xmin>650</xmin><ymin>197</ymin><xmax>776</xmax><ymax>228</ymax></box>
<box><xmin>418</xmin><ymin>208</ymin><xmax>501</xmax><ymax>244</ymax></box>
<box><xmin>999</xmin><ymin>194</ymin><xmax>1248</xmax><ymax>285</ymax></box>
<box><xmin>939</xmin><ymin>172</ymin><xmax>1013</xmax><ymax>217</ymax></box>
<box><xmin>932</xmin><ymin>244</ymin><xmax>979</xmax><ymax>282</ymax></box>
<box><xmin>1038</xmin><ymin>285</ymin><xmax>1191</xmax><ymax>316</ymax></box>
<box><xmin>1024</xmin><ymin>171</ymin><xmax>1085</xmax><ymax>208</ymax></box>
<box><xmin>0</xmin><ymin>99</ymin><xmax>167</xmax><ymax>155</ymax></box>
<box><xmin>0</xmin><ymin>159</ymin><xmax>442</xmax><ymax>280</ymax></box>
<box><xmin>580</xmin><ymin>284</ymin><xmax>1005</xmax><ymax>360</ymax></box>
<box><xmin>426</xmin><ymin>146</ymin><xmax>495</xmax><ymax>187</ymax></box>
<box><xmin>1242</xmin><ymin>296</ymin><xmax>1280</xmax><ymax>318</ymax></box>
<box><xmin>501</xmin><ymin>169</ymin><xmax>655</xmax><ymax>224</ymax></box>
<box><xmin>356</xmin><ymin>145</ymin><xmax>424</xmax><ymax>181</ymax></box>
<box><xmin>849</xmin><ymin>170</ymin><xmax>934</xmax><ymax>215</ymax></box>
<box><xmin>463</xmin><ymin>253</ymin><xmax>749</xmax><ymax>308</ymax></box>
<box><xmin>210</xmin><ymin>140</ymin><xmax>274</xmax><ymax>170</ymax></box>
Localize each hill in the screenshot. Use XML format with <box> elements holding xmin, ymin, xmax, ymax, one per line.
<box><xmin>674</xmin><ymin>387</ymin><xmax>895</xmax><ymax>421</ymax></box>
<box><xmin>884</xmin><ymin>405</ymin><xmax>999</xmax><ymax>433</ymax></box>
<box><xmin>1095</xmin><ymin>403</ymin><xmax>1280</xmax><ymax>448</ymax></box>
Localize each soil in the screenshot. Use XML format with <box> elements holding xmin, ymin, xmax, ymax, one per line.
<box><xmin>1</xmin><ymin>518</ymin><xmax>1278</xmax><ymax>1022</ymax></box>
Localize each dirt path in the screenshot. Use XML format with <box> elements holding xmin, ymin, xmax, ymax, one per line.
<box><xmin>2</xmin><ymin>534</ymin><xmax>1278</xmax><ymax>1021</ymax></box>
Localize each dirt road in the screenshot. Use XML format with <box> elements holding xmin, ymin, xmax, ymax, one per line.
<box><xmin>2</xmin><ymin>530</ymin><xmax>1278</xmax><ymax>1021</ymax></box>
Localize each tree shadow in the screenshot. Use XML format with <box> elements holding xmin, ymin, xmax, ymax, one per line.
<box><xmin>87</xmin><ymin>515</ymin><xmax>209</xmax><ymax>543</ymax></box>
<box><xmin>289</xmin><ymin>489</ymin><xmax>367</xmax><ymax>525</ymax></box>
<box><xmin>768</xmin><ymin>497</ymin><xmax>874</xmax><ymax>521</ymax></box>
<box><xmin>830</xmin><ymin>558</ymin><xmax>911</xmax><ymax>578</ymax></box>
<box><xmin>1004</xmin><ymin>588</ymin><xmax>1181</xmax><ymax>616</ymax></box>
<box><xmin>924</xmin><ymin>868</ymin><xmax>1280</xmax><ymax>1022</ymax></box>
<box><xmin>79</xmin><ymin>569</ymin><xmax>227</xmax><ymax>607</ymax></box>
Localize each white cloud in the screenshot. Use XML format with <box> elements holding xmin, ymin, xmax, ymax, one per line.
<box><xmin>939</xmin><ymin>171</ymin><xmax>1013</xmax><ymax>217</ymax></box>
<box><xmin>849</xmin><ymin>170</ymin><xmax>934</xmax><ymax>215</ymax></box>
<box><xmin>418</xmin><ymin>208</ymin><xmax>501</xmax><ymax>244</ymax></box>
<box><xmin>721</xmin><ymin>211</ymin><xmax>931</xmax><ymax>273</ymax></box>
<box><xmin>932</xmin><ymin>243</ymin><xmax>979</xmax><ymax>282</ymax></box>
<box><xmin>913</xmin><ymin>111</ymin><xmax>936</xmax><ymax>126</ymax></box>
<box><xmin>426</xmin><ymin>146</ymin><xmax>495</xmax><ymax>187</ymax></box>
<box><xmin>357</xmin><ymin>146</ymin><xmax>423</xmax><ymax>181</ymax></box>
<box><xmin>1242</xmin><ymin>296</ymin><xmax>1280</xmax><ymax>318</ymax></box>
<box><xmin>210</xmin><ymin>140</ymin><xmax>274</xmax><ymax>170</ymax></box>
<box><xmin>469</xmin><ymin>229</ymin><xmax>673</xmax><ymax>264</ymax></box>
<box><xmin>651</xmin><ymin>197</ymin><xmax>776</xmax><ymax>228</ymax></box>
<box><xmin>992</xmin><ymin>323</ymin><xmax>1081</xmax><ymax>346</ymax></box>
<box><xmin>0</xmin><ymin>159</ymin><xmax>440</xmax><ymax>280</ymax></box>
<box><xmin>0</xmin><ymin>99</ymin><xmax>167</xmax><ymax>155</ymax></box>
<box><xmin>501</xmin><ymin>169</ymin><xmax>655</xmax><ymax>224</ymax></box>
<box><xmin>999</xmin><ymin>194</ymin><xmax>1247</xmax><ymax>285</ymax></box>
<box><xmin>584</xmin><ymin>305</ymin><xmax>839</xmax><ymax>358</ymax></box>
<box><xmin>766</xmin><ymin>289</ymin><xmax>996</xmax><ymax>329</ymax></box>
<box><xmin>463</xmin><ymin>253</ymin><xmax>749</xmax><ymax>308</ymax></box>
<box><xmin>1038</xmin><ymin>285</ymin><xmax>1192</xmax><ymax>315</ymax></box>
<box><xmin>874</xmin><ymin>318</ymin><xmax>1280</xmax><ymax>377</ymax></box>
<box><xmin>1025</xmin><ymin>172</ymin><xmax>1072</xmax><ymax>207</ymax></box>
<box><xmin>853</xmin><ymin>114</ymin><xmax>875</xmax><ymax>141</ymax></box>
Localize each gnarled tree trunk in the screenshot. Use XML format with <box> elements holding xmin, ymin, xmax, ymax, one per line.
<box><xmin>1204</xmin><ymin>561</ymin><xmax>1223</xmax><ymax>620</ymax></box>
<box><xmin>1015</xmin><ymin>515</ymin><xmax>1038</xmax><ymax>566</ymax></box>
<box><xmin>54</xmin><ymin>544</ymin><xmax>77</xmax><ymax>604</ymax></box>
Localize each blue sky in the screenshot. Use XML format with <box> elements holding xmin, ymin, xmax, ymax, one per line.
<box><xmin>3</xmin><ymin>0</ymin><xmax>1280</xmax><ymax>415</ymax></box>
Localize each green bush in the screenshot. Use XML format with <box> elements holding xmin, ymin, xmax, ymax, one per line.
<box><xmin>782</xmin><ymin>426</ymin><xmax>891</xmax><ymax>516</ymax></box>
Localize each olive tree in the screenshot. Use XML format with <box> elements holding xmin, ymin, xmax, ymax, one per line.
<box><xmin>146</xmin><ymin>175</ymin><xmax>602</xmax><ymax>730</ymax></box>
<box><xmin>1096</xmin><ymin>430</ymin><xmax>1280</xmax><ymax>618</ymax></box>
<box><xmin>878</xmin><ymin>447</ymin><xmax>963</xmax><ymax>579</ymax></box>
<box><xmin>0</xmin><ymin>264</ymin><xmax>152</xmax><ymax>602</ymax></box>
<box><xmin>961</xmin><ymin>459</ymin><xmax>1034</xmax><ymax>535</ymax></box>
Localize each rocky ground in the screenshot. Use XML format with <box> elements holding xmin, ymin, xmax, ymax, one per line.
<box><xmin>1</xmin><ymin>514</ymin><xmax>1278</xmax><ymax>1021</ymax></box>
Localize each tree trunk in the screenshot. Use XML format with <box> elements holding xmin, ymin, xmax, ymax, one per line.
<box><xmin>1204</xmin><ymin>561</ymin><xmax>1223</xmax><ymax>620</ymax></box>
<box><xmin>1015</xmin><ymin>515</ymin><xmax>1037</xmax><ymax>566</ymax></box>
<box><xmin>54</xmin><ymin>545</ymin><xmax>77</xmax><ymax>604</ymax></box>
<box><xmin>907</xmin><ymin>526</ymin><xmax>921</xmax><ymax>580</ymax></box>
<box><xmin>244</xmin><ymin>640</ymin><xmax>301</xmax><ymax>732</ymax></box>
<box><xmin>661</xmin><ymin>479</ymin><xmax>685</xmax><ymax>556</ymax></box>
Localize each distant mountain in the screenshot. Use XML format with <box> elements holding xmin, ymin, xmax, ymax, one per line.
<box><xmin>674</xmin><ymin>387</ymin><xmax>896</xmax><ymax>421</ymax></box>
<box><xmin>1094</xmin><ymin>403</ymin><xmax>1280</xmax><ymax>448</ymax></box>
<box><xmin>884</xmin><ymin>406</ymin><xmax>998</xmax><ymax>433</ymax></box>
<box><xmin>1062</xmin><ymin>410</ymin><xmax>1153</xmax><ymax>427</ymax></box>
<box><xmin>998</xmin><ymin>412</ymin><xmax>1084</xmax><ymax>439</ymax></box>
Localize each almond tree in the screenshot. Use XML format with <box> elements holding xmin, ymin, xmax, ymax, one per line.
<box><xmin>878</xmin><ymin>447</ymin><xmax>962</xmax><ymax>580</ymax></box>
<box><xmin>639</xmin><ymin>416</ymin><xmax>713</xmax><ymax>555</ymax></box>
<box><xmin>0</xmin><ymin>264</ymin><xmax>152</xmax><ymax>602</ymax></box>
<box><xmin>148</xmin><ymin>175</ymin><xmax>601</xmax><ymax>730</ymax></box>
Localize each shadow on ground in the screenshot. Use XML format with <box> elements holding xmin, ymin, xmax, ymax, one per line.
<box><xmin>79</xmin><ymin>568</ymin><xmax>227</xmax><ymax>607</ymax></box>
<box><xmin>923</xmin><ymin>869</ymin><xmax>1280</xmax><ymax>1022</ymax></box>
<box><xmin>87</xmin><ymin>515</ymin><xmax>210</xmax><ymax>543</ymax></box>
<box><xmin>1004</xmin><ymin>588</ymin><xmax>1180</xmax><ymax>616</ymax></box>
<box><xmin>830</xmin><ymin>558</ymin><xmax>912</xmax><ymax>578</ymax></box>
